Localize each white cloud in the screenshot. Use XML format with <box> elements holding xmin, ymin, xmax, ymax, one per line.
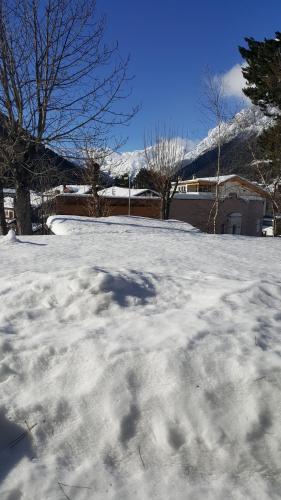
<box><xmin>173</xmin><ymin>137</ymin><xmax>199</xmax><ymax>153</ymax></box>
<box><xmin>220</xmin><ymin>64</ymin><xmax>248</xmax><ymax>101</ymax></box>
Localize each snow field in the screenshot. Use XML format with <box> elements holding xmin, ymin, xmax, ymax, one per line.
<box><xmin>0</xmin><ymin>216</ymin><xmax>281</xmax><ymax>499</ymax></box>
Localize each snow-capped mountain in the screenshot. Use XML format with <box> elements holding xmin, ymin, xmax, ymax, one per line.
<box><xmin>102</xmin><ymin>106</ymin><xmax>271</xmax><ymax>180</ymax></box>
<box><xmin>102</xmin><ymin>149</ymin><xmax>147</xmax><ymax>178</ymax></box>
<box><xmin>184</xmin><ymin>106</ymin><xmax>270</xmax><ymax>163</ymax></box>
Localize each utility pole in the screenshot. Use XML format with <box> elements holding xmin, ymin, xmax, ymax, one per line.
<box><xmin>128</xmin><ymin>172</ymin><xmax>131</xmax><ymax>216</ymax></box>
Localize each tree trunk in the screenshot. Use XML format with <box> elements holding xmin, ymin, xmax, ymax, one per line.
<box><xmin>165</xmin><ymin>178</ymin><xmax>178</xmax><ymax>220</ymax></box>
<box><xmin>165</xmin><ymin>202</ymin><xmax>169</xmax><ymax>220</ymax></box>
<box><xmin>165</xmin><ymin>194</ymin><xmax>170</xmax><ymax>219</ymax></box>
<box><xmin>0</xmin><ymin>183</ymin><xmax>8</xmax><ymax>235</ymax></box>
<box><xmin>160</xmin><ymin>197</ymin><xmax>165</xmax><ymax>220</ymax></box>
<box><xmin>213</xmin><ymin>127</ymin><xmax>221</xmax><ymax>234</ymax></box>
<box><xmin>15</xmin><ymin>180</ymin><xmax>32</xmax><ymax>235</ymax></box>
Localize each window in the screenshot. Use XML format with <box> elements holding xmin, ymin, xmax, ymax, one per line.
<box><xmin>187</xmin><ymin>185</ymin><xmax>198</xmax><ymax>192</ymax></box>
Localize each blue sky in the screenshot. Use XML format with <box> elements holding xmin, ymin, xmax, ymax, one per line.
<box><xmin>100</xmin><ymin>0</ymin><xmax>281</xmax><ymax>151</ymax></box>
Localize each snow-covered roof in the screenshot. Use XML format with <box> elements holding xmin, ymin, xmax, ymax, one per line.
<box><xmin>4</xmin><ymin>196</ymin><xmax>14</xmax><ymax>209</ymax></box>
<box><xmin>3</xmin><ymin>188</ymin><xmax>16</xmax><ymax>195</ymax></box>
<box><xmin>174</xmin><ymin>192</ymin><xmax>215</xmax><ymax>200</ymax></box>
<box><xmin>47</xmin><ymin>184</ymin><xmax>92</xmax><ymax>195</ymax></box>
<box><xmin>98</xmin><ymin>187</ymin><xmax>159</xmax><ymax>198</ymax></box>
<box><xmin>179</xmin><ymin>175</ymin><xmax>269</xmax><ymax>197</ymax></box>
<box><xmin>4</xmin><ymin>192</ymin><xmax>43</xmax><ymax>208</ymax></box>
<box><xmin>184</xmin><ymin>175</ymin><xmax>238</xmax><ymax>184</ymax></box>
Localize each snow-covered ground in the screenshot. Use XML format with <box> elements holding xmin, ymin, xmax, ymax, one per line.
<box><xmin>0</xmin><ymin>216</ymin><xmax>281</xmax><ymax>500</ymax></box>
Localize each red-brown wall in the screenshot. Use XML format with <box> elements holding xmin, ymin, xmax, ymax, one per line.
<box><xmin>55</xmin><ymin>195</ymin><xmax>161</xmax><ymax>219</ymax></box>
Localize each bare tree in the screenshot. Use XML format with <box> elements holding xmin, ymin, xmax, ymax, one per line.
<box><xmin>80</xmin><ymin>142</ymin><xmax>109</xmax><ymax>217</ymax></box>
<box><xmin>144</xmin><ymin>126</ymin><xmax>187</xmax><ymax>219</ymax></box>
<box><xmin>202</xmin><ymin>70</ymin><xmax>228</xmax><ymax>233</ymax></box>
<box><xmin>0</xmin><ymin>0</ymin><xmax>137</xmax><ymax>234</ymax></box>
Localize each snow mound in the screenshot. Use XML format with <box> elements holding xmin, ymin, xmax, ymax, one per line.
<box><xmin>0</xmin><ymin>217</ymin><xmax>281</xmax><ymax>499</ymax></box>
<box><xmin>47</xmin><ymin>214</ymin><xmax>199</xmax><ymax>236</ymax></box>
<box><xmin>0</xmin><ymin>229</ymin><xmax>18</xmax><ymax>244</ymax></box>
<box><xmin>0</xmin><ymin>267</ymin><xmax>155</xmax><ymax>331</ymax></box>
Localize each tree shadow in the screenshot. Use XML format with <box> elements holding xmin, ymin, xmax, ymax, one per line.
<box><xmin>0</xmin><ymin>410</ymin><xmax>35</xmax><ymax>483</ymax></box>
<box><xmin>98</xmin><ymin>271</ymin><xmax>156</xmax><ymax>307</ymax></box>
<box><xmin>17</xmin><ymin>240</ymin><xmax>47</xmax><ymax>246</ymax></box>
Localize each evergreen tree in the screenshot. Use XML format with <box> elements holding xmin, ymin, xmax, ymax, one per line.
<box><xmin>134</xmin><ymin>168</ymin><xmax>155</xmax><ymax>190</ymax></box>
<box><xmin>239</xmin><ymin>32</ymin><xmax>281</xmax><ymax>234</ymax></box>
<box><xmin>256</xmin><ymin>124</ymin><xmax>281</xmax><ymax>231</ymax></box>
<box><xmin>239</xmin><ymin>32</ymin><xmax>281</xmax><ymax>117</ymax></box>
<box><xmin>113</xmin><ymin>174</ymin><xmax>130</xmax><ymax>187</ymax></box>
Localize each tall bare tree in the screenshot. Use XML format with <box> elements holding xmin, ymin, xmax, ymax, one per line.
<box><xmin>79</xmin><ymin>139</ymin><xmax>109</xmax><ymax>217</ymax></box>
<box><xmin>202</xmin><ymin>70</ymin><xmax>228</xmax><ymax>233</ymax></box>
<box><xmin>144</xmin><ymin>126</ymin><xmax>187</xmax><ymax>219</ymax></box>
<box><xmin>0</xmin><ymin>0</ymin><xmax>137</xmax><ymax>234</ymax></box>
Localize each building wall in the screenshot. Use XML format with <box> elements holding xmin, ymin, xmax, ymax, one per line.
<box><xmin>170</xmin><ymin>197</ymin><xmax>265</xmax><ymax>236</ymax></box>
<box><xmin>176</xmin><ymin>180</ymin><xmax>265</xmax><ymax>200</ymax></box>
<box><xmin>55</xmin><ymin>194</ymin><xmax>264</xmax><ymax>236</ymax></box>
<box><xmin>55</xmin><ymin>195</ymin><xmax>161</xmax><ymax>219</ymax></box>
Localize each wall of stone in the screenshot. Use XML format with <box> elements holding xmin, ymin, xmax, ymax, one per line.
<box><xmin>170</xmin><ymin>197</ymin><xmax>264</xmax><ymax>236</ymax></box>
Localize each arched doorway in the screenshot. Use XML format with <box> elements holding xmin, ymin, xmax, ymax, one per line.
<box><xmin>226</xmin><ymin>212</ymin><xmax>242</xmax><ymax>235</ymax></box>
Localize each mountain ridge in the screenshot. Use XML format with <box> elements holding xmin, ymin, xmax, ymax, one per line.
<box><xmin>103</xmin><ymin>106</ymin><xmax>271</xmax><ymax>180</ymax></box>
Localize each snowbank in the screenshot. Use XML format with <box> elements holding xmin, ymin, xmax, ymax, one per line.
<box><xmin>0</xmin><ymin>216</ymin><xmax>281</xmax><ymax>499</ymax></box>
<box><xmin>0</xmin><ymin>229</ymin><xmax>18</xmax><ymax>244</ymax></box>
<box><xmin>47</xmin><ymin>214</ymin><xmax>198</xmax><ymax>236</ymax></box>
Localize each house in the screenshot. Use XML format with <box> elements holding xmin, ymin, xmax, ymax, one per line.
<box><xmin>4</xmin><ymin>196</ymin><xmax>15</xmax><ymax>221</ymax></box>
<box><xmin>98</xmin><ymin>187</ymin><xmax>159</xmax><ymax>198</ymax></box>
<box><xmin>170</xmin><ymin>175</ymin><xmax>269</xmax><ymax>236</ymax></box>
<box><xmin>52</xmin><ymin>186</ymin><xmax>161</xmax><ymax>218</ymax></box>
<box><xmin>47</xmin><ymin>184</ymin><xmax>92</xmax><ymax>196</ymax></box>
<box><xmin>4</xmin><ymin>189</ymin><xmax>43</xmax><ymax>227</ymax></box>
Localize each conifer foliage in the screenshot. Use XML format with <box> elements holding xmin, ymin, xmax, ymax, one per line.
<box><xmin>239</xmin><ymin>33</ymin><xmax>281</xmax><ymax>117</ymax></box>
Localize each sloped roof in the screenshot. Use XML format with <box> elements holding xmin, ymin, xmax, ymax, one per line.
<box><xmin>98</xmin><ymin>187</ymin><xmax>159</xmax><ymax>198</ymax></box>
<box><xmin>180</xmin><ymin>175</ymin><xmax>269</xmax><ymax>197</ymax></box>
<box><xmin>4</xmin><ymin>192</ymin><xmax>42</xmax><ymax>208</ymax></box>
<box><xmin>46</xmin><ymin>184</ymin><xmax>92</xmax><ymax>195</ymax></box>
<box><xmin>4</xmin><ymin>196</ymin><xmax>14</xmax><ymax>209</ymax></box>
